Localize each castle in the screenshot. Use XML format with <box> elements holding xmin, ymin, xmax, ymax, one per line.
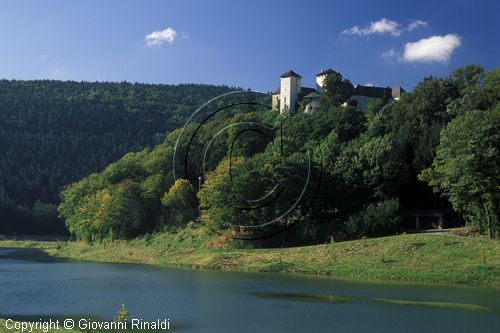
<box><xmin>272</xmin><ymin>69</ymin><xmax>404</xmax><ymax>115</ymax></box>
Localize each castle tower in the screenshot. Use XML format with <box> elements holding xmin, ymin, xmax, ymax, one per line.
<box><xmin>280</xmin><ymin>70</ymin><xmax>302</xmax><ymax>115</ymax></box>
<box><xmin>315</xmin><ymin>69</ymin><xmax>341</xmax><ymax>93</ymax></box>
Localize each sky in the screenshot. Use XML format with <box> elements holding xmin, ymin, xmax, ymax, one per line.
<box><xmin>0</xmin><ymin>0</ymin><xmax>498</xmax><ymax>92</ymax></box>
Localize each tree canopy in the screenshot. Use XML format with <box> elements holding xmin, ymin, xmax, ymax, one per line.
<box><xmin>0</xmin><ymin>80</ymin><xmax>237</xmax><ymax>234</ymax></box>
<box><xmin>6</xmin><ymin>65</ymin><xmax>499</xmax><ymax>242</ymax></box>
<box><xmin>420</xmin><ymin>107</ymin><xmax>499</xmax><ymax>237</ymax></box>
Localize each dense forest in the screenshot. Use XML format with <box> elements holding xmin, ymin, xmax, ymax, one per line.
<box><xmin>58</xmin><ymin>65</ymin><xmax>499</xmax><ymax>245</ymax></box>
<box><xmin>0</xmin><ymin>80</ymin><xmax>238</xmax><ymax>234</ymax></box>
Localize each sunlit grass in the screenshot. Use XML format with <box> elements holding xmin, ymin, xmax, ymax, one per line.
<box><xmin>1</xmin><ymin>227</ymin><xmax>499</xmax><ymax>287</ymax></box>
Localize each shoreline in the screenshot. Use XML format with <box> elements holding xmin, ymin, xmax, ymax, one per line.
<box><xmin>1</xmin><ymin>233</ymin><xmax>498</xmax><ymax>288</ymax></box>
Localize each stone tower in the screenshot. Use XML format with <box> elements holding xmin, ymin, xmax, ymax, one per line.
<box><xmin>315</xmin><ymin>69</ymin><xmax>341</xmax><ymax>93</ymax></box>
<box><xmin>280</xmin><ymin>70</ymin><xmax>302</xmax><ymax>115</ymax></box>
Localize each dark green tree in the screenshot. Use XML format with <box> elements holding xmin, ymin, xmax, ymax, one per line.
<box><xmin>420</xmin><ymin>107</ymin><xmax>500</xmax><ymax>238</ymax></box>
<box><xmin>161</xmin><ymin>178</ymin><xmax>198</xmax><ymax>227</ymax></box>
<box><xmin>320</xmin><ymin>73</ymin><xmax>354</xmax><ymax>107</ymax></box>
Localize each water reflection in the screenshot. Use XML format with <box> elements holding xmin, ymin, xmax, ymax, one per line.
<box><xmin>1</xmin><ymin>248</ymin><xmax>499</xmax><ymax>333</ymax></box>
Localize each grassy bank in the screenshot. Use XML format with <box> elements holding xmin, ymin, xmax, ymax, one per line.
<box><xmin>1</xmin><ymin>226</ymin><xmax>499</xmax><ymax>287</ymax></box>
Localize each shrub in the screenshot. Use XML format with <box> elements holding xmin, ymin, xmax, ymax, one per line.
<box><xmin>115</xmin><ymin>304</ymin><xmax>129</xmax><ymax>321</ymax></box>
<box><xmin>346</xmin><ymin>198</ymin><xmax>400</xmax><ymax>238</ymax></box>
<box><xmin>161</xmin><ymin>178</ymin><xmax>198</xmax><ymax>227</ymax></box>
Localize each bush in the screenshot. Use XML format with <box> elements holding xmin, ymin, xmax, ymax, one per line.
<box><xmin>161</xmin><ymin>178</ymin><xmax>198</xmax><ymax>227</ymax></box>
<box><xmin>346</xmin><ymin>198</ymin><xmax>400</xmax><ymax>238</ymax></box>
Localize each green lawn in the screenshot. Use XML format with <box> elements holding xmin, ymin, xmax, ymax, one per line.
<box><xmin>1</xmin><ymin>227</ymin><xmax>498</xmax><ymax>287</ymax></box>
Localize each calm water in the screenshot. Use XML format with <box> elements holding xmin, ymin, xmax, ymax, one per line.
<box><xmin>0</xmin><ymin>248</ymin><xmax>499</xmax><ymax>332</ymax></box>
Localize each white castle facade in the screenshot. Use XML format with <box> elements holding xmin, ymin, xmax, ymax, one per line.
<box><xmin>272</xmin><ymin>69</ymin><xmax>404</xmax><ymax>115</ymax></box>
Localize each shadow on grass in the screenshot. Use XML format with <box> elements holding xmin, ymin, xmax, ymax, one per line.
<box><xmin>0</xmin><ymin>248</ymin><xmax>69</xmax><ymax>263</ymax></box>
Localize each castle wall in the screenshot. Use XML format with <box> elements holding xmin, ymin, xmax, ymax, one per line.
<box><xmin>280</xmin><ymin>76</ymin><xmax>301</xmax><ymax>115</ymax></box>
<box><xmin>351</xmin><ymin>95</ymin><xmax>384</xmax><ymax>112</ymax></box>
<box><xmin>315</xmin><ymin>74</ymin><xmax>326</xmax><ymax>93</ymax></box>
<box><xmin>272</xmin><ymin>94</ymin><xmax>280</xmax><ymax>109</ymax></box>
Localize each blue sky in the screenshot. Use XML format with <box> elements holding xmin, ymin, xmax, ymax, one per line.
<box><xmin>0</xmin><ymin>0</ymin><xmax>498</xmax><ymax>92</ymax></box>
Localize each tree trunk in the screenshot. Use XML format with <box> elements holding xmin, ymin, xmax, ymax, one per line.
<box><xmin>482</xmin><ymin>203</ymin><xmax>493</xmax><ymax>239</ymax></box>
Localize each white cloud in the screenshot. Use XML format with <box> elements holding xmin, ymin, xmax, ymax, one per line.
<box><xmin>40</xmin><ymin>54</ymin><xmax>49</xmax><ymax>61</ymax></box>
<box><xmin>342</xmin><ymin>18</ymin><xmax>401</xmax><ymax>37</ymax></box>
<box><xmin>145</xmin><ymin>27</ymin><xmax>177</xmax><ymax>46</ymax></box>
<box><xmin>370</xmin><ymin>19</ymin><xmax>401</xmax><ymax>36</ymax></box>
<box><xmin>402</xmin><ymin>34</ymin><xmax>461</xmax><ymax>63</ymax></box>
<box><xmin>407</xmin><ymin>19</ymin><xmax>428</xmax><ymax>31</ymax></box>
<box><xmin>381</xmin><ymin>48</ymin><xmax>399</xmax><ymax>59</ymax></box>
<box><xmin>342</xmin><ymin>18</ymin><xmax>428</xmax><ymax>38</ymax></box>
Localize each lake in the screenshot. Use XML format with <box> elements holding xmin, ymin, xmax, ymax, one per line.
<box><xmin>0</xmin><ymin>248</ymin><xmax>499</xmax><ymax>332</ymax></box>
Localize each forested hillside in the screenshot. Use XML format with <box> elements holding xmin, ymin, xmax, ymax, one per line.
<box><xmin>0</xmin><ymin>80</ymin><xmax>238</xmax><ymax>234</ymax></box>
<box><xmin>59</xmin><ymin>65</ymin><xmax>499</xmax><ymax>244</ymax></box>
